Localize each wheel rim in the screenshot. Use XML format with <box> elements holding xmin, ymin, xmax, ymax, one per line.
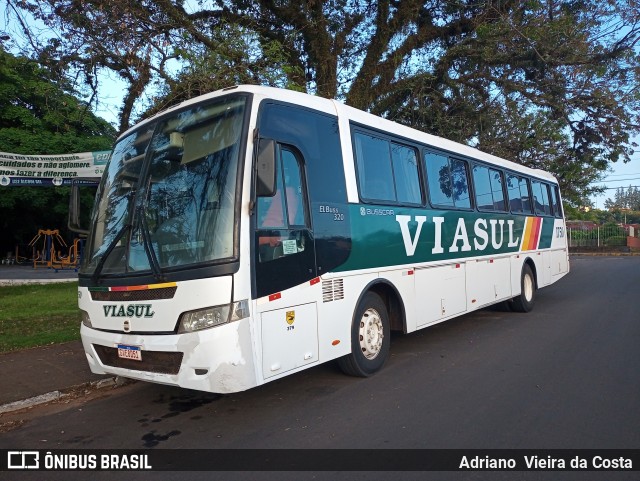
<box><xmin>523</xmin><ymin>272</ymin><xmax>534</xmax><ymax>302</ymax></box>
<box><xmin>359</xmin><ymin>308</ymin><xmax>384</xmax><ymax>360</ymax></box>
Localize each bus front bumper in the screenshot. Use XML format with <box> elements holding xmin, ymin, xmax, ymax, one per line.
<box><xmin>80</xmin><ymin>319</ymin><xmax>258</xmax><ymax>394</ymax></box>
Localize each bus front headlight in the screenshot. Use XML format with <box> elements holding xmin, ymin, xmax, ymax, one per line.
<box><xmin>178</xmin><ymin>300</ymin><xmax>249</xmax><ymax>333</ymax></box>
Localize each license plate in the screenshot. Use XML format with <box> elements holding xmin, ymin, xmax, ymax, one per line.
<box><xmin>117</xmin><ymin>344</ymin><xmax>142</xmax><ymax>361</ymax></box>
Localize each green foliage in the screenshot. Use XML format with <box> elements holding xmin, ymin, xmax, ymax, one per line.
<box><xmin>141</xmin><ymin>25</ymin><xmax>303</xmax><ymax>120</ymax></box>
<box><xmin>0</xmin><ymin>48</ymin><xmax>116</xmax><ymax>153</ymax></box>
<box><xmin>0</xmin><ymin>48</ymin><xmax>116</xmax><ymax>255</ymax></box>
<box><xmin>375</xmin><ymin>2</ymin><xmax>639</xmax><ymax>205</ymax></box>
<box><xmin>604</xmin><ymin>186</ymin><xmax>640</xmax><ymax>211</ymax></box>
<box><xmin>604</xmin><ymin>235</ymin><xmax>627</xmax><ymax>246</ymax></box>
<box><xmin>0</xmin><ymin>282</ymin><xmax>80</xmax><ymax>352</ymax></box>
<box><xmin>563</xmin><ymin>203</ymin><xmax>597</xmax><ymax>222</ymax></box>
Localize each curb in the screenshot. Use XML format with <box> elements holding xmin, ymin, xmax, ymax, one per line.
<box><xmin>569</xmin><ymin>252</ymin><xmax>640</xmax><ymax>256</ymax></box>
<box><xmin>0</xmin><ymin>376</ymin><xmax>133</xmax><ymax>415</ymax></box>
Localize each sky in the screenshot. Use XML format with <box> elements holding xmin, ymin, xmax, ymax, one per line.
<box><xmin>591</xmin><ymin>148</ymin><xmax>640</xmax><ymax>209</ymax></box>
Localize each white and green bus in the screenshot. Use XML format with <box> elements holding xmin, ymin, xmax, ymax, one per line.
<box><xmin>76</xmin><ymin>85</ymin><xmax>569</xmax><ymax>393</ymax></box>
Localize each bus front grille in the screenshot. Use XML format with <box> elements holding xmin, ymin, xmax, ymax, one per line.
<box><xmin>93</xmin><ymin>345</ymin><xmax>183</xmax><ymax>375</ymax></box>
<box><xmin>90</xmin><ymin>287</ymin><xmax>177</xmax><ymax>302</ymax></box>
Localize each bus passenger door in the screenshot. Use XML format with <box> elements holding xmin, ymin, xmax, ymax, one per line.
<box><xmin>254</xmin><ymin>143</ymin><xmax>316</xmax><ymax>299</ymax></box>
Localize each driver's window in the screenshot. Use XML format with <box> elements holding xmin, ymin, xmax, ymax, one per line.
<box><xmin>257</xmin><ymin>146</ymin><xmax>308</xmax><ymax>262</ymax></box>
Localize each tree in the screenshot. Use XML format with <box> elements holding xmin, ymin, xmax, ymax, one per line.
<box><xmin>5</xmin><ymin>0</ymin><xmax>640</xmax><ymax>204</ymax></box>
<box><xmin>0</xmin><ymin>48</ymin><xmax>116</xmax><ymax>256</ymax></box>
<box><xmin>604</xmin><ymin>185</ymin><xmax>640</xmax><ymax>211</ymax></box>
<box><xmin>142</xmin><ymin>24</ymin><xmax>301</xmax><ymax>119</ymax></box>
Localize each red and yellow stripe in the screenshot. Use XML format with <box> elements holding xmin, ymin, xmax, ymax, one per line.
<box><xmin>88</xmin><ymin>282</ymin><xmax>177</xmax><ymax>292</ymax></box>
<box><xmin>521</xmin><ymin>217</ymin><xmax>543</xmax><ymax>251</ymax></box>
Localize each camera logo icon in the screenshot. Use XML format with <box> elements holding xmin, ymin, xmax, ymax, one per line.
<box><xmin>7</xmin><ymin>451</ymin><xmax>39</xmax><ymax>469</ymax></box>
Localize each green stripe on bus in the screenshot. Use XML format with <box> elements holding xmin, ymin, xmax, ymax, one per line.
<box><xmin>538</xmin><ymin>218</ymin><xmax>555</xmax><ymax>249</ymax></box>
<box><xmin>335</xmin><ymin>205</ymin><xmax>549</xmax><ymax>272</ymax></box>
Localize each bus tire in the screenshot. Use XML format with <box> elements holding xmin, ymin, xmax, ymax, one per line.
<box><xmin>511</xmin><ymin>264</ymin><xmax>536</xmax><ymax>313</ymax></box>
<box><xmin>338</xmin><ymin>291</ymin><xmax>390</xmax><ymax>377</ymax></box>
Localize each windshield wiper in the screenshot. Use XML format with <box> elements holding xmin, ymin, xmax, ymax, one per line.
<box><xmin>137</xmin><ymin>206</ymin><xmax>165</xmax><ymax>282</ymax></box>
<box><xmin>91</xmin><ymin>189</ymin><xmax>138</xmax><ymax>282</ymax></box>
<box><xmin>91</xmin><ymin>222</ymin><xmax>132</xmax><ymax>283</ymax></box>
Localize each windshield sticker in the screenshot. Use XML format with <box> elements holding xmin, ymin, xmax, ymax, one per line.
<box><xmin>282</xmin><ymin>239</ymin><xmax>298</xmax><ymax>255</ymax></box>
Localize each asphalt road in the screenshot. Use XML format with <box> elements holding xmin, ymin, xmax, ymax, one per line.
<box><xmin>1</xmin><ymin>256</ymin><xmax>639</xmax><ymax>480</ymax></box>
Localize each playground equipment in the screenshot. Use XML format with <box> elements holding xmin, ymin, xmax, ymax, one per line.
<box><xmin>26</xmin><ymin>229</ymin><xmax>84</xmax><ymax>271</ymax></box>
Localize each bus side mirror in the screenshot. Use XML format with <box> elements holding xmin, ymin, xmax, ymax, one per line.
<box><xmin>256</xmin><ymin>138</ymin><xmax>277</xmax><ymax>197</ymax></box>
<box><xmin>68</xmin><ymin>179</ymin><xmax>94</xmax><ymax>235</ymax></box>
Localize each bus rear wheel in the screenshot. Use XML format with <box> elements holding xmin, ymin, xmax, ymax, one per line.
<box><xmin>338</xmin><ymin>291</ymin><xmax>390</xmax><ymax>377</ymax></box>
<box><xmin>511</xmin><ymin>264</ymin><xmax>536</xmax><ymax>313</ymax></box>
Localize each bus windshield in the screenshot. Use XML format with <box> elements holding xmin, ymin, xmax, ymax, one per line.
<box><xmin>81</xmin><ymin>96</ymin><xmax>247</xmax><ymax>277</ymax></box>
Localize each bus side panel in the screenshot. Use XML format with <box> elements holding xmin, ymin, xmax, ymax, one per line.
<box><xmin>415</xmin><ymin>262</ymin><xmax>467</xmax><ymax>327</ymax></box>
<box><xmin>315</xmin><ymin>272</ymin><xmax>378</xmax><ymax>362</ymax></box>
<box><xmin>260</xmin><ymin>302</ymin><xmax>318</xmax><ymax>379</ymax></box>
<box><xmin>510</xmin><ymin>254</ymin><xmax>526</xmax><ymax>296</ymax></box>
<box><xmin>377</xmin><ymin>268</ymin><xmax>418</xmax><ymax>334</ymax></box>
<box><xmin>466</xmin><ymin>256</ymin><xmax>511</xmax><ymax>309</ymax></box>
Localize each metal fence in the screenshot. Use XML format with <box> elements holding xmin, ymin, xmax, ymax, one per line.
<box><xmin>567</xmin><ymin>224</ymin><xmax>629</xmax><ymax>248</ymax></box>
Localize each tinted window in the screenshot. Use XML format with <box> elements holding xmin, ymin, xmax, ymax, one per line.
<box><xmin>507</xmin><ymin>174</ymin><xmax>532</xmax><ymax>214</ymax></box>
<box><xmin>256</xmin><ymin>146</ymin><xmax>309</xmax><ymax>264</ymax></box>
<box><xmin>451</xmin><ymin>159</ymin><xmax>471</xmax><ymax>208</ymax></box>
<box><xmin>354</xmin><ymin>132</ymin><xmax>395</xmax><ymax>202</ymax></box>
<box><xmin>489</xmin><ymin>169</ymin><xmax>506</xmax><ymax>211</ymax></box>
<box><xmin>425</xmin><ymin>152</ymin><xmax>452</xmax><ymax>206</ymax></box>
<box><xmin>532</xmin><ymin>180</ymin><xmax>551</xmax><ymax>216</ymax></box>
<box><xmin>473</xmin><ymin>165</ymin><xmax>493</xmax><ymax>210</ymax></box>
<box><xmin>257</xmin><ymin>147</ymin><xmax>307</xmax><ymax>229</ymax></box>
<box><xmin>282</xmin><ymin>149</ymin><xmax>306</xmax><ymax>226</ymax></box>
<box><xmin>425</xmin><ymin>152</ymin><xmax>471</xmax><ymax>209</ymax></box>
<box><xmin>353</xmin><ymin>132</ymin><xmax>421</xmax><ymax>204</ymax></box>
<box><xmin>391</xmin><ymin>142</ymin><xmax>421</xmax><ymax>204</ymax></box>
<box><xmin>550</xmin><ymin>185</ymin><xmax>562</xmax><ymax>217</ymax></box>
<box><xmin>473</xmin><ymin>165</ymin><xmax>506</xmax><ymax>211</ymax></box>
<box><xmin>257</xmin><ymin>156</ymin><xmax>287</xmax><ymax>229</ymax></box>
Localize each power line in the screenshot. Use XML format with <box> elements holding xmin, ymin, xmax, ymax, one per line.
<box><xmin>599</xmin><ymin>177</ymin><xmax>640</xmax><ymax>183</ymax></box>
<box><xmin>602</xmin><ymin>172</ymin><xmax>640</xmax><ymax>178</ymax></box>
<box><xmin>599</xmin><ymin>185</ymin><xmax>640</xmax><ymax>190</ymax></box>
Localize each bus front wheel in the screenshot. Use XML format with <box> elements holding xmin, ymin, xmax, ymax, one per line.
<box><xmin>511</xmin><ymin>264</ymin><xmax>536</xmax><ymax>313</ymax></box>
<box><xmin>338</xmin><ymin>291</ymin><xmax>390</xmax><ymax>377</ymax></box>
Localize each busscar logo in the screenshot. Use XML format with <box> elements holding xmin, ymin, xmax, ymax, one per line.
<box><xmin>8</xmin><ymin>451</ymin><xmax>39</xmax><ymax>469</ymax></box>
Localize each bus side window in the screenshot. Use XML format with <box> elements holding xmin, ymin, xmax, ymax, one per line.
<box><xmin>507</xmin><ymin>174</ymin><xmax>532</xmax><ymax>214</ymax></box>
<box><xmin>425</xmin><ymin>152</ymin><xmax>471</xmax><ymax>209</ymax></box>
<box><xmin>390</xmin><ymin>142</ymin><xmax>421</xmax><ymax>204</ymax></box>
<box><xmin>507</xmin><ymin>174</ymin><xmax>522</xmax><ymax>212</ymax></box>
<box><xmin>550</xmin><ymin>185</ymin><xmax>562</xmax><ymax>217</ymax></box>
<box><xmin>489</xmin><ymin>168</ymin><xmax>506</xmax><ymax>211</ymax></box>
<box><xmin>473</xmin><ymin>165</ymin><xmax>493</xmax><ymax>210</ymax></box>
<box><xmin>353</xmin><ymin>131</ymin><xmax>422</xmax><ymax>205</ymax></box>
<box><xmin>353</xmin><ymin>132</ymin><xmax>396</xmax><ymax>202</ymax></box>
<box><xmin>281</xmin><ymin>149</ymin><xmax>306</xmax><ymax>226</ymax></box>
<box><xmin>532</xmin><ymin>180</ymin><xmax>551</xmax><ymax>216</ymax></box>
<box><xmin>519</xmin><ymin>177</ymin><xmax>532</xmax><ymax>214</ymax></box>
<box><xmin>257</xmin><ymin>157</ymin><xmax>287</xmax><ymax>229</ymax></box>
<box><xmin>256</xmin><ymin>146</ymin><xmax>308</xmax><ymax>262</ymax></box>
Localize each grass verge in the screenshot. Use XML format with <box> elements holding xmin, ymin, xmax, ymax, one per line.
<box><xmin>0</xmin><ymin>282</ymin><xmax>80</xmax><ymax>352</ymax></box>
